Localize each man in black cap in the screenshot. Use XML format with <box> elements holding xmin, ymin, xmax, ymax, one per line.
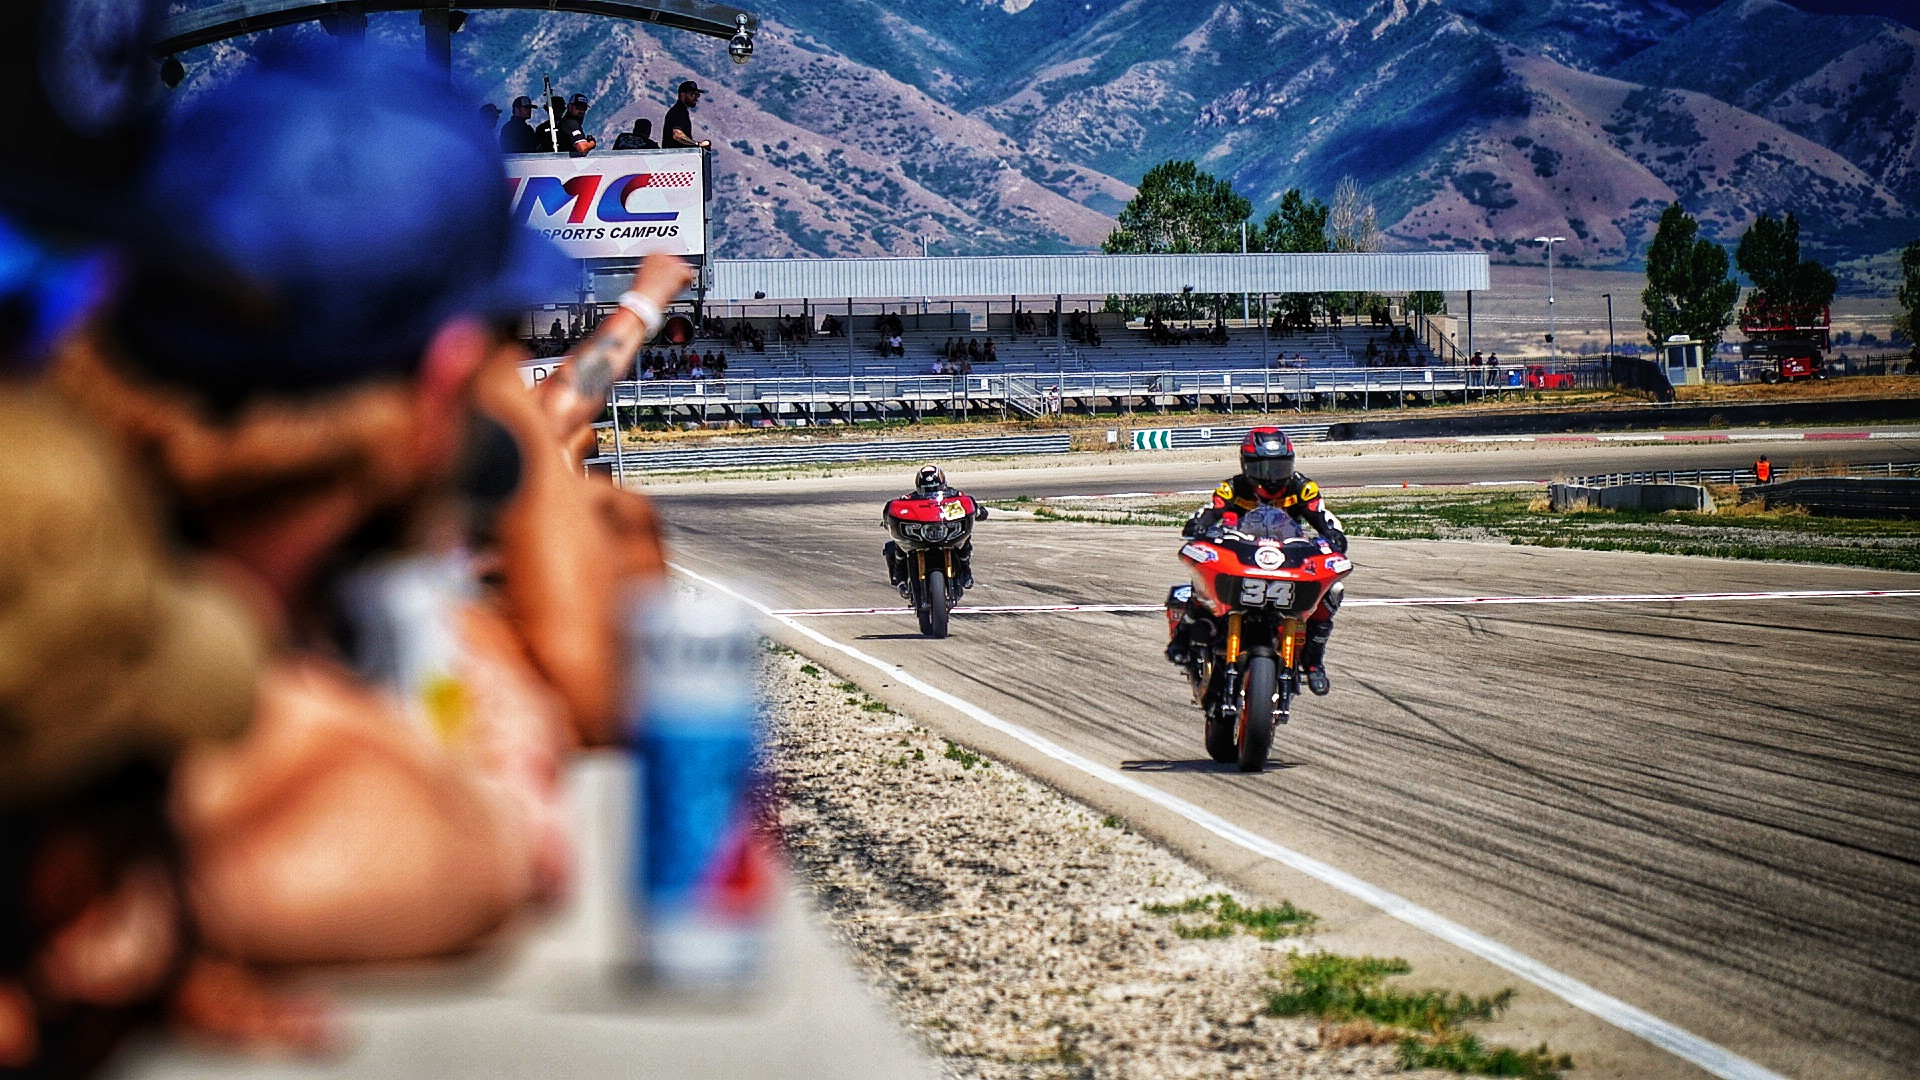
<box><xmin>479</xmin><ymin>101</ymin><xmax>502</xmax><ymax>137</ymax></box>
<box><xmin>560</xmin><ymin>92</ymin><xmax>596</xmax><ymax>156</ymax></box>
<box><xmin>663</xmin><ymin>80</ymin><xmax>709</xmax><ymax>149</ymax></box>
<box><xmin>499</xmin><ymin>94</ymin><xmax>539</xmax><ymax>153</ymax></box>
<box><xmin>612</xmin><ymin>117</ymin><xmax>658</xmax><ymax>150</ymax></box>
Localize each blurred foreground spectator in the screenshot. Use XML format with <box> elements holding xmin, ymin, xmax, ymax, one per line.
<box><xmin>23</xmin><ymin>34</ymin><xmax>687</xmax><ymax>1074</ymax></box>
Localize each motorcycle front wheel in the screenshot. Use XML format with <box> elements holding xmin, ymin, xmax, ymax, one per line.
<box><xmin>1237</xmin><ymin>655</ymin><xmax>1277</xmax><ymax>772</ymax></box>
<box><xmin>920</xmin><ymin>568</ymin><xmax>951</xmax><ymax>638</ymax></box>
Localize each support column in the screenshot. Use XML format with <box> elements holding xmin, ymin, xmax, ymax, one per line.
<box><xmin>419</xmin><ymin>7</ymin><xmax>454</xmax><ymax>77</ymax></box>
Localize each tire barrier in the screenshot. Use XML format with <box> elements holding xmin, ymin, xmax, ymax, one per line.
<box><xmin>589</xmin><ymin>432</ymin><xmax>1072</xmax><ymax>473</ymax></box>
<box><xmin>1739</xmin><ymin>477</ymin><xmax>1920</xmax><ymax>519</ymax></box>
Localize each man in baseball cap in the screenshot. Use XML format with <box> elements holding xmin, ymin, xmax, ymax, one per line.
<box><xmin>664</xmin><ymin>79</ymin><xmax>709</xmax><ymax>148</ymax></box>
<box><xmin>500</xmin><ymin>94</ymin><xmax>539</xmax><ymax>153</ymax></box>
<box><xmin>561</xmin><ymin>92</ymin><xmax>597</xmax><ymax>156</ymax></box>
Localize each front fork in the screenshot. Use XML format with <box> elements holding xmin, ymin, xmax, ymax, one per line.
<box><xmin>911</xmin><ymin>549</ymin><xmax>957</xmax><ymax>602</ymax></box>
<box><xmin>1212</xmin><ymin>613</ymin><xmax>1303</xmax><ymax>722</ymax></box>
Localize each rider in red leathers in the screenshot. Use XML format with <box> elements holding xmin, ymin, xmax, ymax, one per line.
<box><xmin>1166</xmin><ymin>428</ymin><xmax>1347</xmax><ymax>694</ymax></box>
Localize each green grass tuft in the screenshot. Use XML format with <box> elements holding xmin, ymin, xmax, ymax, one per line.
<box><xmin>942</xmin><ymin>740</ymin><xmax>988</xmax><ymax>770</ymax></box>
<box><xmin>799</xmin><ymin>664</ymin><xmax>821</xmax><ymax>678</ymax></box>
<box><xmin>1398</xmin><ymin>1032</ymin><xmax>1574</xmax><ymax>1078</ymax></box>
<box><xmin>1144</xmin><ymin>893</ymin><xmax>1318</xmax><ymax>941</ymax></box>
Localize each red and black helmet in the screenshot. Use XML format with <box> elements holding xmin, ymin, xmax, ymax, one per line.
<box><xmin>1240</xmin><ymin>427</ymin><xmax>1295</xmax><ymax>494</ymax></box>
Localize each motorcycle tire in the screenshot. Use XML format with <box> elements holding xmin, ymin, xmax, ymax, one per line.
<box><xmin>1237</xmin><ymin>655</ymin><xmax>1277</xmax><ymax>773</ymax></box>
<box><xmin>922</xmin><ymin>568</ymin><xmax>951</xmax><ymax>639</ymax></box>
<box><xmin>1204</xmin><ymin>710</ymin><xmax>1237</xmax><ymax>763</ymax></box>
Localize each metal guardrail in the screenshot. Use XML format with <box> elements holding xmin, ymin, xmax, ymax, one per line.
<box><xmin>606</xmin><ymin>364</ymin><xmax>1596</xmax><ymax>412</ymax></box>
<box><xmin>1568</xmin><ymin>461</ymin><xmax>1920</xmax><ymax>489</ymax></box>
<box><xmin>587</xmin><ymin>432</ymin><xmax>1072</xmax><ymax>472</ymax></box>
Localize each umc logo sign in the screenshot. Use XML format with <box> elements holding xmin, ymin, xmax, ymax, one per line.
<box><xmin>504</xmin><ymin>150</ymin><xmax>707</xmax><ymax>258</ymax></box>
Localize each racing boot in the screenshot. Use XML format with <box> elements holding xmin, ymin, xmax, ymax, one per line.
<box><xmin>1300</xmin><ymin>621</ymin><xmax>1333</xmax><ymax>696</ymax></box>
<box><xmin>884</xmin><ymin>542</ymin><xmax>908</xmax><ymax>590</ymax></box>
<box><xmin>955</xmin><ymin>544</ymin><xmax>975</xmax><ymax>590</ymax></box>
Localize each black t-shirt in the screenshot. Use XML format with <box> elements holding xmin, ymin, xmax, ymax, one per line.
<box><xmin>560</xmin><ymin>115</ymin><xmax>592</xmax><ymax>156</ymax></box>
<box><xmin>532</xmin><ymin>121</ymin><xmax>558</xmax><ymax>153</ymax></box>
<box><xmin>612</xmin><ymin>133</ymin><xmax>658</xmax><ymax>150</ymax></box>
<box><xmin>663</xmin><ymin>102</ymin><xmax>696</xmax><ymax>147</ymax></box>
<box><xmin>499</xmin><ymin>119</ymin><xmax>540</xmax><ymax>154</ymax></box>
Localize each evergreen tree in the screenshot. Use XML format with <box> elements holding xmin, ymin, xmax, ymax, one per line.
<box><xmin>1641</xmin><ymin>204</ymin><xmax>1739</xmax><ymax>353</ymax></box>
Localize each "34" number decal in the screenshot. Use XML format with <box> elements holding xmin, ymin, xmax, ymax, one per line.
<box><xmin>1237</xmin><ymin>578</ymin><xmax>1294</xmax><ymax>607</ymax></box>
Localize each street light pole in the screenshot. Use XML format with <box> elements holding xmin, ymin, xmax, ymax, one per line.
<box><xmin>1533</xmin><ymin>235</ymin><xmax>1565</xmax><ymax>363</ymax></box>
<box><xmin>1601</xmin><ymin>292</ymin><xmax>1615</xmax><ymax>358</ymax></box>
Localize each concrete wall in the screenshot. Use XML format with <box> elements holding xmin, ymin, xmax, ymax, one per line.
<box><xmin>1550</xmin><ymin>483</ymin><xmax>1714</xmax><ymax>513</ymax></box>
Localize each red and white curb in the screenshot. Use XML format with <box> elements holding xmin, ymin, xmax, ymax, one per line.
<box><xmin>680</xmin><ymin>561</ymin><xmax>1791</xmax><ymax>1080</ymax></box>
<box><xmin>770</xmin><ymin>588</ymin><xmax>1920</xmax><ymax>618</ymax></box>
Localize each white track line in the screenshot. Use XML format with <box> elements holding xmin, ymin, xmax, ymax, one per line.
<box><xmin>674</xmin><ymin>560</ymin><xmax>1790</xmax><ymax>1080</ymax></box>
<box><xmin>770</xmin><ymin>588</ymin><xmax>1920</xmax><ymax>618</ymax></box>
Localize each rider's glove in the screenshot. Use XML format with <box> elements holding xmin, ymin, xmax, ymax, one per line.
<box><xmin>1326</xmin><ymin>529</ymin><xmax>1348</xmax><ymax>554</ymax></box>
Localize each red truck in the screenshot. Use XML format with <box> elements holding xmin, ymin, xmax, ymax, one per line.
<box><xmin>1524</xmin><ymin>365</ymin><xmax>1576</xmax><ymax>389</ymax></box>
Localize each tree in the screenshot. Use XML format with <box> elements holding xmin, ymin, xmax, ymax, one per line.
<box><xmin>1326</xmin><ymin>177</ymin><xmax>1381</xmax><ymax>254</ymax></box>
<box><xmin>1641</xmin><ymin>204</ymin><xmax>1739</xmax><ymax>354</ymax></box>
<box><xmin>1103</xmin><ymin>160</ymin><xmax>1250</xmax><ymax>256</ymax></box>
<box><xmin>1102</xmin><ymin>161</ymin><xmax>1251</xmax><ymax>319</ymax></box>
<box><xmin>1897</xmin><ymin>239</ymin><xmax>1920</xmax><ymax>346</ymax></box>
<box><xmin>1255</xmin><ymin>188</ymin><xmax>1329</xmax><ymax>330</ymax></box>
<box><xmin>1256</xmin><ymin>188</ymin><xmax>1329</xmax><ymax>255</ymax></box>
<box><xmin>1734</xmin><ymin>211</ymin><xmax>1836</xmax><ymax>328</ymax></box>
<box><xmin>1326</xmin><ymin>177</ymin><xmax>1382</xmax><ymax>318</ymax></box>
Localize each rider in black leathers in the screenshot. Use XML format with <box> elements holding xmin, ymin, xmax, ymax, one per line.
<box><xmin>1166</xmin><ymin>428</ymin><xmax>1348</xmax><ymax>694</ymax></box>
<box><xmin>885</xmin><ymin>464</ymin><xmax>976</xmax><ymax>591</ymax></box>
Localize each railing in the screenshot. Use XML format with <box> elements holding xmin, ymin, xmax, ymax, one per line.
<box><xmin>607</xmin><ymin>364</ymin><xmax>1606</xmax><ymax>412</ymax></box>
<box><xmin>1568</xmin><ymin>461</ymin><xmax>1920</xmax><ymax>488</ymax></box>
<box><xmin>587</xmin><ymin>432</ymin><xmax>1073</xmax><ymax>473</ymax></box>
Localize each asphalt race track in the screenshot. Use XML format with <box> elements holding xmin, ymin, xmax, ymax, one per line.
<box><xmin>649</xmin><ymin>431</ymin><xmax>1920</xmax><ymax>1080</ymax></box>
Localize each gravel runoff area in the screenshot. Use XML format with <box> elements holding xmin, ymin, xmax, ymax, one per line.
<box><xmin>763</xmin><ymin>645</ymin><xmax>1442</xmax><ymax>1080</ymax></box>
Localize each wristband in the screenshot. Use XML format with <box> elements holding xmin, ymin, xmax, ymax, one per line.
<box><xmin>617</xmin><ymin>290</ymin><xmax>665</xmax><ymax>338</ymax></box>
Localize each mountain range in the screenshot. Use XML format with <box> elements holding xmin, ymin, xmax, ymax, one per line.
<box><xmin>179</xmin><ymin>0</ymin><xmax>1920</xmax><ymax>285</ymax></box>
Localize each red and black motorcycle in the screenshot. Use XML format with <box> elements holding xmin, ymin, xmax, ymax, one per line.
<box><xmin>1166</xmin><ymin>523</ymin><xmax>1352</xmax><ymax>771</ymax></box>
<box><xmin>884</xmin><ymin>492</ymin><xmax>986</xmax><ymax>638</ymax></box>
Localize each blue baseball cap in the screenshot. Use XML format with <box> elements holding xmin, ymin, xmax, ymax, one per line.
<box><xmin>114</xmin><ymin>42</ymin><xmax>573</xmax><ymax>408</ymax></box>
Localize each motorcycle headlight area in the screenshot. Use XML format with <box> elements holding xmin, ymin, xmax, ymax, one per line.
<box><xmin>901</xmin><ymin>520</ymin><xmax>965</xmax><ymax>543</ymax></box>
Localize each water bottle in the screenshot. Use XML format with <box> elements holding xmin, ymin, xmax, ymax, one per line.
<box><xmin>625</xmin><ymin>586</ymin><xmax>775</xmax><ymax>988</ymax></box>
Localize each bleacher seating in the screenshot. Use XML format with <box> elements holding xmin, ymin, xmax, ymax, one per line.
<box><xmin>758</xmin><ymin>320</ymin><xmax>1433</xmax><ymax>379</ymax></box>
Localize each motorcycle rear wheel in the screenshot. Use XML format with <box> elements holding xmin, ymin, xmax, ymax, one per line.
<box><xmin>920</xmin><ymin>568</ymin><xmax>951</xmax><ymax>638</ymax></box>
<box><xmin>1237</xmin><ymin>655</ymin><xmax>1277</xmax><ymax>772</ymax></box>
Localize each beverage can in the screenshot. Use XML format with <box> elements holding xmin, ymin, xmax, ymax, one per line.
<box><xmin>625</xmin><ymin>586</ymin><xmax>775</xmax><ymax>987</ymax></box>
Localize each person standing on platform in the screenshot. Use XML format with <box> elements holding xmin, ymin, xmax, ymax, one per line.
<box><xmin>663</xmin><ymin>81</ymin><xmax>709</xmax><ymax>149</ymax></box>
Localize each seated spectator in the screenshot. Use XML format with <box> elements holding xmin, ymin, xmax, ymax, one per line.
<box><xmin>931</xmin><ymin>358</ymin><xmax>946</xmax><ymax>375</ymax></box>
<box><xmin>750</xmin><ymin>327</ymin><xmax>765</xmax><ymax>352</ymax></box>
<box><xmin>821</xmin><ymin>313</ymin><xmax>842</xmax><ymax>337</ymax></box>
<box><xmin>1366</xmin><ymin>339</ymin><xmax>1380</xmax><ymax>361</ymax></box>
<box><xmin>887</xmin><ymin>331</ymin><xmax>904</xmax><ymax>357</ymax></box>
<box><xmin>942</xmin><ymin>336</ymin><xmax>954</xmax><ymax>360</ymax></box>
<box><xmin>612</xmin><ymin>118</ymin><xmax>658</xmax><ymax>150</ymax></box>
<box><xmin>967</xmin><ymin>337</ymin><xmax>982</xmax><ymax>363</ymax></box>
<box><xmin>712</xmin><ymin>351</ymin><xmax>727</xmax><ymax>375</ymax></box>
<box><xmin>983</xmin><ymin>339</ymin><xmax>998</xmax><ymax>363</ymax></box>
